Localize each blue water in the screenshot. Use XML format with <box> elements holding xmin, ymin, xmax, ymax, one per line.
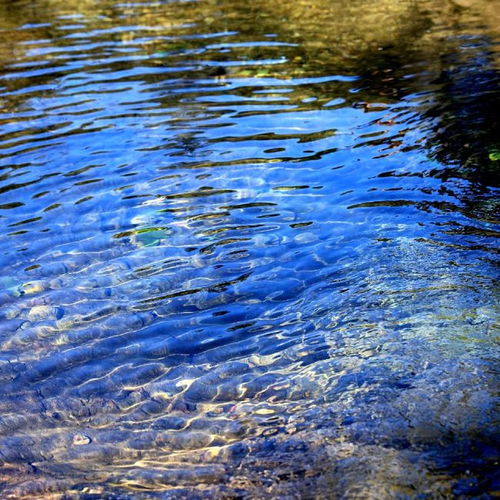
<box><xmin>0</xmin><ymin>0</ymin><xmax>498</xmax><ymax>497</ymax></box>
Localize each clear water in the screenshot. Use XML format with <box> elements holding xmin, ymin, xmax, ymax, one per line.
<box><xmin>0</xmin><ymin>0</ymin><xmax>498</xmax><ymax>497</ymax></box>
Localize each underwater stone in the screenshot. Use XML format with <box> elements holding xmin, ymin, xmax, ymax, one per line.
<box><xmin>72</xmin><ymin>433</ymin><xmax>92</xmax><ymax>446</ymax></box>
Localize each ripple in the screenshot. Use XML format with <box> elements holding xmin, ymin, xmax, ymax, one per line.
<box><xmin>0</xmin><ymin>0</ymin><xmax>499</xmax><ymax>497</ymax></box>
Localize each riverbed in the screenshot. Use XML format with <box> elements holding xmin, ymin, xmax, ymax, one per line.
<box><xmin>0</xmin><ymin>0</ymin><xmax>498</xmax><ymax>497</ymax></box>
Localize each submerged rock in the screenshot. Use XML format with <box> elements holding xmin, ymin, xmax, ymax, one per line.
<box><xmin>72</xmin><ymin>433</ymin><xmax>92</xmax><ymax>446</ymax></box>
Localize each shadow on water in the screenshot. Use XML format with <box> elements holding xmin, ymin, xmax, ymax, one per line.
<box><xmin>0</xmin><ymin>0</ymin><xmax>498</xmax><ymax>497</ymax></box>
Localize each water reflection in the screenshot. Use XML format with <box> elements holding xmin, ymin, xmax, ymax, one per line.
<box><xmin>0</xmin><ymin>0</ymin><xmax>498</xmax><ymax>497</ymax></box>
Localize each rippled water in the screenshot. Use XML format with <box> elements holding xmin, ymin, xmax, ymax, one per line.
<box><xmin>0</xmin><ymin>0</ymin><xmax>499</xmax><ymax>497</ymax></box>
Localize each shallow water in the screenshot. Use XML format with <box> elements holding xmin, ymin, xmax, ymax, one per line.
<box><xmin>0</xmin><ymin>0</ymin><xmax>499</xmax><ymax>497</ymax></box>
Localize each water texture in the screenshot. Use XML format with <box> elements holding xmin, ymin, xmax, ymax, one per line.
<box><xmin>0</xmin><ymin>0</ymin><xmax>498</xmax><ymax>497</ymax></box>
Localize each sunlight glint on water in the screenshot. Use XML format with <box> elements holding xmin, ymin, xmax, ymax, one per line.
<box><xmin>0</xmin><ymin>0</ymin><xmax>498</xmax><ymax>497</ymax></box>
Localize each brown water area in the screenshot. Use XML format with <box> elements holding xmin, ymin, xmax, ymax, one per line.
<box><xmin>0</xmin><ymin>0</ymin><xmax>498</xmax><ymax>498</ymax></box>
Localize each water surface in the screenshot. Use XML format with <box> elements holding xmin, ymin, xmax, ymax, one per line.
<box><xmin>0</xmin><ymin>0</ymin><xmax>499</xmax><ymax>497</ymax></box>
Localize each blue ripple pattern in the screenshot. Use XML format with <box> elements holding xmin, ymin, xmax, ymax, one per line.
<box><xmin>0</xmin><ymin>0</ymin><xmax>498</xmax><ymax>497</ymax></box>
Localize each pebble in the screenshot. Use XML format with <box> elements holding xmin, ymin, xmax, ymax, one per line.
<box><xmin>27</xmin><ymin>306</ymin><xmax>64</xmax><ymax>321</ymax></box>
<box><xmin>73</xmin><ymin>433</ymin><xmax>91</xmax><ymax>446</ymax></box>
